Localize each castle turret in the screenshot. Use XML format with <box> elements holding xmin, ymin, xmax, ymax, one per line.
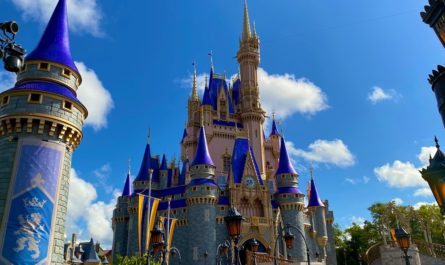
<box><xmin>269</xmin><ymin>118</ymin><xmax>281</xmax><ymax>164</ymax></box>
<box><xmin>112</xmin><ymin>169</ymin><xmax>132</xmax><ymax>261</ymax></box>
<box><xmin>0</xmin><ymin>0</ymin><xmax>87</xmax><ymax>263</ymax></box>
<box><xmin>237</xmin><ymin>0</ymin><xmax>266</xmax><ymax>175</ymax></box>
<box><xmin>188</xmin><ymin>63</ymin><xmax>200</xmax><ymax>126</ymax></box>
<box><xmin>185</xmin><ymin>126</ymin><xmax>218</xmax><ymax>264</ymax></box>
<box><xmin>274</xmin><ymin>137</ymin><xmax>306</xmax><ymax>261</ymax></box>
<box><xmin>307</xmin><ymin>174</ymin><xmax>328</xmax><ymax>260</ymax></box>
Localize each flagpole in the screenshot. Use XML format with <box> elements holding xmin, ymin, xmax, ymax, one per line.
<box><xmin>146</xmin><ymin>169</ymin><xmax>153</xmax><ymax>254</ymax></box>
<box><xmin>166</xmin><ymin>197</ymin><xmax>171</xmax><ymax>264</ymax></box>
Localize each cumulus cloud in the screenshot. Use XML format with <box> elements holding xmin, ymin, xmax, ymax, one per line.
<box><xmin>66</xmin><ymin>168</ymin><xmax>117</xmax><ymax>248</ymax></box>
<box><xmin>10</xmin><ymin>0</ymin><xmax>103</xmax><ymax>36</ymax></box>
<box><xmin>287</xmin><ymin>139</ymin><xmax>355</xmax><ymax>167</ymax></box>
<box><xmin>374</xmin><ymin>145</ymin><xmax>437</xmax><ymax>195</ymax></box>
<box><xmin>0</xmin><ymin>71</ymin><xmax>16</xmax><ymax>92</ymax></box>
<box><xmin>413</xmin><ymin>201</ymin><xmax>437</xmax><ymax>210</ymax></box>
<box><xmin>351</xmin><ymin>216</ymin><xmax>366</xmax><ymax>228</ymax></box>
<box><xmin>258</xmin><ymin>68</ymin><xmax>328</xmax><ymax>118</ymax></box>
<box><xmin>181</xmin><ymin>67</ymin><xmax>328</xmax><ymax>119</ymax></box>
<box><xmin>367</xmin><ymin>86</ymin><xmax>400</xmax><ymax>104</ymax></box>
<box><xmin>345</xmin><ymin>176</ymin><xmax>370</xmax><ymax>185</ymax></box>
<box><xmin>76</xmin><ymin>61</ymin><xmax>114</xmax><ymax>131</ymax></box>
<box><xmin>414</xmin><ymin>187</ymin><xmax>433</xmax><ymax>197</ymax></box>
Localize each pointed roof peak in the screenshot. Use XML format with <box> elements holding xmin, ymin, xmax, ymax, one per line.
<box><xmin>122</xmin><ymin>172</ymin><xmax>132</xmax><ymax>197</ymax></box>
<box><xmin>435</xmin><ymin>135</ymin><xmax>440</xmax><ymax>149</ymax></box>
<box><xmin>26</xmin><ymin>0</ymin><xmax>78</xmax><ymax>72</ymax></box>
<box><xmin>191</xmin><ymin>126</ymin><xmax>214</xmax><ymax>166</ymax></box>
<box><xmin>160</xmin><ymin>154</ymin><xmax>168</xmax><ymax>170</ymax></box>
<box><xmin>276</xmin><ymin>137</ymin><xmax>297</xmax><ymax>175</ymax></box>
<box><xmin>242</xmin><ymin>0</ymin><xmax>252</xmax><ymax>42</ymax></box>
<box><xmin>270</xmin><ymin>118</ymin><xmax>279</xmax><ymax>136</ymax></box>
<box><xmin>307</xmin><ymin>177</ymin><xmax>325</xmax><ymax>208</ymax></box>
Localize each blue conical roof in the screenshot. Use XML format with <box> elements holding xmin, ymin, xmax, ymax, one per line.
<box><xmin>270</xmin><ymin>119</ymin><xmax>279</xmax><ymax>136</ymax></box>
<box><xmin>180</xmin><ymin>128</ymin><xmax>188</xmax><ymax>143</ymax></box>
<box><xmin>26</xmin><ymin>0</ymin><xmax>78</xmax><ymax>72</ymax></box>
<box><xmin>202</xmin><ymin>87</ymin><xmax>212</xmax><ymax>105</ymax></box>
<box><xmin>122</xmin><ymin>172</ymin><xmax>132</xmax><ymax>196</ymax></box>
<box><xmin>307</xmin><ymin>178</ymin><xmax>325</xmax><ymax>208</ymax></box>
<box><xmin>134</xmin><ymin>144</ymin><xmax>152</xmax><ymax>181</ymax></box>
<box><xmin>191</xmin><ymin>127</ymin><xmax>214</xmax><ymax>166</ymax></box>
<box><xmin>276</xmin><ymin>137</ymin><xmax>297</xmax><ymax>175</ymax></box>
<box><xmin>160</xmin><ymin>154</ymin><xmax>167</xmax><ymax>170</ymax></box>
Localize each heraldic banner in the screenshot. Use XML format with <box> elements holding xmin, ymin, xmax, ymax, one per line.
<box><xmin>0</xmin><ymin>138</ymin><xmax>65</xmax><ymax>265</ymax></box>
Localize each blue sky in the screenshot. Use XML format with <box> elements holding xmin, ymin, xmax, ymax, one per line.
<box><xmin>0</xmin><ymin>0</ymin><xmax>443</xmax><ymax>247</ymax></box>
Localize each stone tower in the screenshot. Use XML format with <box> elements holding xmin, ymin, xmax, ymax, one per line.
<box><xmin>273</xmin><ymin>137</ymin><xmax>306</xmax><ymax>261</ymax></box>
<box><xmin>185</xmin><ymin>126</ymin><xmax>218</xmax><ymax>264</ymax></box>
<box><xmin>307</xmin><ymin>175</ymin><xmax>328</xmax><ymax>260</ymax></box>
<box><xmin>237</xmin><ymin>0</ymin><xmax>266</xmax><ymax>175</ymax></box>
<box><xmin>0</xmin><ymin>0</ymin><xmax>87</xmax><ymax>264</ymax></box>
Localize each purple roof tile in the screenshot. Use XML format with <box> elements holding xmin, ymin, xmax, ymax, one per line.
<box><xmin>25</xmin><ymin>0</ymin><xmax>78</xmax><ymax>72</ymax></box>
<box><xmin>307</xmin><ymin>178</ymin><xmax>325</xmax><ymax>207</ymax></box>
<box><xmin>134</xmin><ymin>144</ymin><xmax>152</xmax><ymax>182</ymax></box>
<box><xmin>275</xmin><ymin>137</ymin><xmax>297</xmax><ymax>175</ymax></box>
<box><xmin>191</xmin><ymin>126</ymin><xmax>214</xmax><ymax>166</ymax></box>
<box><xmin>275</xmin><ymin>187</ymin><xmax>302</xmax><ymax>195</ymax></box>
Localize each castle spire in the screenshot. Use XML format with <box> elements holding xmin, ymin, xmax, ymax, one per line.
<box><xmin>191</xmin><ymin>126</ymin><xmax>214</xmax><ymax>166</ymax></box>
<box><xmin>160</xmin><ymin>154</ymin><xmax>168</xmax><ymax>170</ymax></box>
<box><xmin>26</xmin><ymin>0</ymin><xmax>78</xmax><ymax>72</ymax></box>
<box><xmin>270</xmin><ymin>115</ymin><xmax>279</xmax><ymax>136</ymax></box>
<box><xmin>122</xmin><ymin>169</ymin><xmax>132</xmax><ymax>197</ymax></box>
<box><xmin>242</xmin><ymin>0</ymin><xmax>252</xmax><ymax>42</ymax></box>
<box><xmin>307</xmin><ymin>174</ymin><xmax>325</xmax><ymax>208</ymax></box>
<box><xmin>192</xmin><ymin>61</ymin><xmax>198</xmax><ymax>100</ymax></box>
<box><xmin>276</xmin><ymin>137</ymin><xmax>297</xmax><ymax>175</ymax></box>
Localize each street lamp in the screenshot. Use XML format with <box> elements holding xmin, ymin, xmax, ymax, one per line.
<box><xmin>395</xmin><ymin>227</ymin><xmax>411</xmax><ymax>265</ymax></box>
<box><xmin>224</xmin><ymin>207</ymin><xmax>244</xmax><ymax>265</ymax></box>
<box><xmin>0</xmin><ymin>21</ymin><xmax>26</xmax><ymax>72</ymax></box>
<box><xmin>283</xmin><ymin>224</ymin><xmax>311</xmax><ymax>265</ymax></box>
<box><xmin>420</xmin><ymin>137</ymin><xmax>445</xmax><ymax>215</ymax></box>
<box><xmin>148</xmin><ymin>223</ymin><xmax>163</xmax><ymax>265</ymax></box>
<box><xmin>170</xmin><ymin>247</ymin><xmax>182</xmax><ymax>265</ymax></box>
<box><xmin>216</xmin><ymin>241</ymin><xmax>230</xmax><ymax>265</ymax></box>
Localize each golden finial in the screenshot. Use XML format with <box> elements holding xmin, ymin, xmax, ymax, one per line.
<box><xmin>192</xmin><ymin>61</ymin><xmax>198</xmax><ymax>100</ymax></box>
<box><xmin>242</xmin><ymin>0</ymin><xmax>252</xmax><ymax>42</ymax></box>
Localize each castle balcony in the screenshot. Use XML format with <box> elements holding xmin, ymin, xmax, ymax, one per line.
<box><xmin>242</xmin><ymin>216</ymin><xmax>271</xmax><ymax>227</ymax></box>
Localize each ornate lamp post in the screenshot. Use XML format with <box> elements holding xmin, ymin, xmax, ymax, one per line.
<box><xmin>216</xmin><ymin>241</ymin><xmax>230</xmax><ymax>265</ymax></box>
<box><xmin>0</xmin><ymin>21</ymin><xmax>26</xmax><ymax>72</ymax></box>
<box><xmin>395</xmin><ymin>228</ymin><xmax>411</xmax><ymax>265</ymax></box>
<box><xmin>224</xmin><ymin>208</ymin><xmax>244</xmax><ymax>265</ymax></box>
<box><xmin>420</xmin><ymin>137</ymin><xmax>445</xmax><ymax>215</ymax></box>
<box><xmin>283</xmin><ymin>224</ymin><xmax>311</xmax><ymax>265</ymax></box>
<box><xmin>148</xmin><ymin>224</ymin><xmax>163</xmax><ymax>265</ymax></box>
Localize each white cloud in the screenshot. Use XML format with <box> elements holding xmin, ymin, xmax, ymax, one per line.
<box><xmin>391</xmin><ymin>197</ymin><xmax>403</xmax><ymax>205</ymax></box>
<box><xmin>374</xmin><ymin>146</ymin><xmax>437</xmax><ymax>191</ymax></box>
<box><xmin>93</xmin><ymin>163</ymin><xmax>113</xmax><ymax>194</ymax></box>
<box><xmin>351</xmin><ymin>216</ymin><xmax>366</xmax><ymax>228</ymax></box>
<box><xmin>345</xmin><ymin>176</ymin><xmax>370</xmax><ymax>185</ymax></box>
<box><xmin>374</xmin><ymin>160</ymin><xmax>426</xmax><ymax>188</ymax></box>
<box><xmin>181</xmin><ymin>67</ymin><xmax>328</xmax><ymax>120</ymax></box>
<box><xmin>0</xmin><ymin>71</ymin><xmax>16</xmax><ymax>92</ymax></box>
<box><xmin>418</xmin><ymin>146</ymin><xmax>437</xmax><ymax>167</ymax></box>
<box><xmin>367</xmin><ymin>86</ymin><xmax>399</xmax><ymax>104</ymax></box>
<box><xmin>258</xmin><ymin>68</ymin><xmax>328</xmax><ymax>118</ymax></box>
<box><xmin>76</xmin><ymin>61</ymin><xmax>114</xmax><ymax>131</ymax></box>
<box><xmin>414</xmin><ymin>187</ymin><xmax>433</xmax><ymax>197</ymax></box>
<box><xmin>10</xmin><ymin>0</ymin><xmax>103</xmax><ymax>37</ymax></box>
<box><xmin>287</xmin><ymin>139</ymin><xmax>355</xmax><ymax>167</ymax></box>
<box><xmin>413</xmin><ymin>201</ymin><xmax>437</xmax><ymax>210</ymax></box>
<box><xmin>66</xmin><ymin>168</ymin><xmax>117</xmax><ymax>248</ymax></box>
<box><xmin>345</xmin><ymin>178</ymin><xmax>357</xmax><ymax>184</ymax></box>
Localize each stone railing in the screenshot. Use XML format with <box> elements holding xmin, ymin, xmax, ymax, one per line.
<box><xmin>414</xmin><ymin>240</ymin><xmax>445</xmax><ymax>258</ymax></box>
<box><xmin>246</xmin><ymin>251</ymin><xmax>292</xmax><ymax>265</ymax></box>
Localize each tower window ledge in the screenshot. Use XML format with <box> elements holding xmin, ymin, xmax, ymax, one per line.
<box><xmin>1</xmin><ymin>96</ymin><xmax>10</xmax><ymax>107</ymax></box>
<box><xmin>28</xmin><ymin>93</ymin><xmax>42</xmax><ymax>104</ymax></box>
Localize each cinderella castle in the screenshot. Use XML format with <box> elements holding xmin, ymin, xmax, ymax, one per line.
<box><xmin>111</xmin><ymin>2</ymin><xmax>337</xmax><ymax>265</ymax></box>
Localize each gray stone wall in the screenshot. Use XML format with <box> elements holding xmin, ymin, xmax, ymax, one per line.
<box><xmin>0</xmin><ymin>137</ymin><xmax>18</xmax><ymax>226</ymax></box>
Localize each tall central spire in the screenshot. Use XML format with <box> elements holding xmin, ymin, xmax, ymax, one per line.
<box><xmin>242</xmin><ymin>0</ymin><xmax>252</xmax><ymax>42</ymax></box>
<box><xmin>192</xmin><ymin>62</ymin><xmax>198</xmax><ymax>100</ymax></box>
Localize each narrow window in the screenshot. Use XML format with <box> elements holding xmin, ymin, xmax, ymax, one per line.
<box><xmin>1</xmin><ymin>96</ymin><xmax>9</xmax><ymax>106</ymax></box>
<box><xmin>63</xmin><ymin>69</ymin><xmax>71</xmax><ymax>77</ymax></box>
<box><xmin>63</xmin><ymin>101</ymin><xmax>72</xmax><ymax>111</ymax></box>
<box><xmin>38</xmin><ymin>62</ymin><xmax>49</xmax><ymax>70</ymax></box>
<box><xmin>28</xmin><ymin>93</ymin><xmax>42</xmax><ymax>103</ymax></box>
